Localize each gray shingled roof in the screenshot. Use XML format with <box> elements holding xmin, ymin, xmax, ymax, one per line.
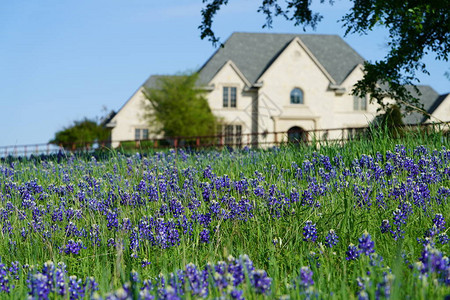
<box><xmin>143</xmin><ymin>75</ymin><xmax>177</xmax><ymax>89</ymax></box>
<box><xmin>138</xmin><ymin>33</ymin><xmax>447</xmax><ymax>126</ymax></box>
<box><xmin>197</xmin><ymin>32</ymin><xmax>365</xmax><ymax>85</ymax></box>
<box><xmin>402</xmin><ymin>85</ymin><xmax>441</xmax><ymax>124</ymax></box>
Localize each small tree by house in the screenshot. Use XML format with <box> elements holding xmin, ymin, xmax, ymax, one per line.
<box><xmin>142</xmin><ymin>73</ymin><xmax>218</xmax><ymax>140</ymax></box>
<box><xmin>50</xmin><ymin>118</ymin><xmax>110</xmax><ymax>150</ymax></box>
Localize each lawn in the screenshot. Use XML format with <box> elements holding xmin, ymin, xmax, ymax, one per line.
<box><xmin>0</xmin><ymin>130</ymin><xmax>449</xmax><ymax>299</ymax></box>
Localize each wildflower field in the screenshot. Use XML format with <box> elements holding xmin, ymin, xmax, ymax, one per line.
<box><xmin>0</xmin><ymin>132</ymin><xmax>449</xmax><ymax>299</ymax></box>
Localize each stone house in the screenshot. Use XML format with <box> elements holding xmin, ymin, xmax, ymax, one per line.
<box><xmin>106</xmin><ymin>32</ymin><xmax>450</xmax><ymax>146</ymax></box>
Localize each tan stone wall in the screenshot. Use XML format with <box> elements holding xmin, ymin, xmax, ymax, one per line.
<box><xmin>109</xmin><ymin>88</ymin><xmax>154</xmax><ymax>147</ymax></box>
<box><xmin>428</xmin><ymin>95</ymin><xmax>450</xmax><ymax>123</ymax></box>
<box><xmin>207</xmin><ymin>62</ymin><xmax>256</xmax><ymax>136</ymax></box>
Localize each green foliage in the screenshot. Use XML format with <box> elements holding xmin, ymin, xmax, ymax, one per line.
<box><xmin>378</xmin><ymin>105</ymin><xmax>404</xmax><ymax>128</ymax></box>
<box><xmin>50</xmin><ymin>118</ymin><xmax>110</xmax><ymax>149</ymax></box>
<box><xmin>365</xmin><ymin>105</ymin><xmax>405</xmax><ymax>139</ymax></box>
<box><xmin>199</xmin><ymin>0</ymin><xmax>449</xmax><ymax>114</ymax></box>
<box><xmin>2</xmin><ymin>132</ymin><xmax>450</xmax><ymax>298</ymax></box>
<box><xmin>143</xmin><ymin>72</ymin><xmax>218</xmax><ymax>137</ymax></box>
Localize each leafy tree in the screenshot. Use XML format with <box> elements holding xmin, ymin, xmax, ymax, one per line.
<box><xmin>376</xmin><ymin>104</ymin><xmax>404</xmax><ymax>138</ymax></box>
<box><xmin>50</xmin><ymin>118</ymin><xmax>110</xmax><ymax>149</ymax></box>
<box><xmin>199</xmin><ymin>0</ymin><xmax>449</xmax><ymax>115</ymax></box>
<box><xmin>142</xmin><ymin>72</ymin><xmax>218</xmax><ymax>138</ymax></box>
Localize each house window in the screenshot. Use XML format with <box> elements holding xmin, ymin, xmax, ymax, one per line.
<box><xmin>219</xmin><ymin>124</ymin><xmax>242</xmax><ymax>146</ymax></box>
<box><xmin>353</xmin><ymin>95</ymin><xmax>367</xmax><ymax>111</ymax></box>
<box><xmin>223</xmin><ymin>87</ymin><xmax>237</xmax><ymax>108</ymax></box>
<box><xmin>135</xmin><ymin>128</ymin><xmax>149</xmax><ymax>140</ymax></box>
<box><xmin>290</xmin><ymin>88</ymin><xmax>304</xmax><ymax>104</ymax></box>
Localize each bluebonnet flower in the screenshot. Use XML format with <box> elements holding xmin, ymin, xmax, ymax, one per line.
<box><xmin>62</xmin><ymin>239</ymin><xmax>85</xmax><ymax>255</ymax></box>
<box><xmin>106</xmin><ymin>210</ymin><xmax>119</xmax><ymax>231</ymax></box>
<box><xmin>0</xmin><ymin>263</ymin><xmax>11</xmax><ymax>293</ymax></box>
<box><xmin>27</xmin><ymin>261</ymin><xmax>67</xmax><ymax>298</ymax></box>
<box><xmin>346</xmin><ymin>244</ymin><xmax>360</xmax><ymax>261</ymax></box>
<box><xmin>254</xmin><ymin>185</ymin><xmax>265</xmax><ymax>197</ymax></box>
<box><xmin>129</xmin><ymin>228</ymin><xmax>140</xmax><ymax>257</ymax></box>
<box><xmin>417</xmin><ymin>244</ymin><xmax>449</xmax><ymax>284</ymax></box>
<box><xmin>375</xmin><ymin>192</ymin><xmax>386</xmax><ymax>209</ymax></box>
<box><xmin>250</xmin><ymin>270</ymin><xmax>272</xmax><ymax>294</ymax></box>
<box><xmin>68</xmin><ymin>275</ymin><xmax>86</xmax><ymax>299</ymax></box>
<box><xmin>356</xmin><ymin>277</ymin><xmax>369</xmax><ymax>300</ymax></box>
<box><xmin>324</xmin><ymin>229</ymin><xmax>339</xmax><ymax>248</ymax></box>
<box><xmin>432</xmin><ymin>213</ymin><xmax>446</xmax><ymax>232</ymax></box>
<box><xmin>376</xmin><ymin>273</ymin><xmax>392</xmax><ymax>300</ymax></box>
<box><xmin>141</xmin><ymin>259</ymin><xmax>152</xmax><ymax>268</ymax></box>
<box><xmin>107</xmin><ymin>238</ymin><xmax>116</xmax><ymax>247</ymax></box>
<box><xmin>212</xmin><ymin>272</ymin><xmax>228</xmax><ymax>290</ymax></box>
<box><xmin>391</xmin><ymin>208</ymin><xmax>407</xmax><ymax>240</ymax></box>
<box><xmin>185</xmin><ymin>263</ymin><xmax>205</xmax><ymax>296</ymax></box>
<box><xmin>209</xmin><ymin>201</ymin><xmax>221</xmax><ymax>215</ymax></box>
<box><xmin>380</xmin><ymin>220</ymin><xmax>391</xmax><ymax>234</ymax></box>
<box><xmin>85</xmin><ymin>277</ymin><xmax>99</xmax><ymax>297</ymax></box>
<box><xmin>200</xmin><ymin>229</ymin><xmax>210</xmax><ymax>244</ymax></box>
<box><xmin>230</xmin><ymin>289</ymin><xmax>244</xmax><ymax>300</ymax></box>
<box><xmin>168</xmin><ymin>199</ymin><xmax>185</xmax><ymax>218</ymax></box>
<box><xmin>290</xmin><ymin>188</ymin><xmax>299</xmax><ymax>203</ymax></box>
<box><xmin>296</xmin><ymin>266</ymin><xmax>314</xmax><ymax>289</ymax></box>
<box><xmin>358</xmin><ymin>231</ymin><xmax>375</xmax><ymax>256</ymax></box>
<box><xmin>89</xmin><ymin>224</ymin><xmax>101</xmax><ymax>246</ymax></box>
<box><xmin>8</xmin><ymin>261</ymin><xmax>19</xmax><ymax>280</ymax></box>
<box><xmin>121</xmin><ymin>218</ymin><xmax>132</xmax><ymax>231</ymax></box>
<box><xmin>438</xmin><ymin>233</ymin><xmax>449</xmax><ymax>245</ymax></box>
<box><xmin>303</xmin><ymin>221</ymin><xmax>317</xmax><ymax>242</ymax></box>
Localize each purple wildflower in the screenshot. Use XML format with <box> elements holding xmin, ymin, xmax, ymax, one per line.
<box><xmin>358</xmin><ymin>231</ymin><xmax>375</xmax><ymax>256</ymax></box>
<box><xmin>303</xmin><ymin>221</ymin><xmax>317</xmax><ymax>242</ymax></box>
<box><xmin>250</xmin><ymin>270</ymin><xmax>272</xmax><ymax>294</ymax></box>
<box><xmin>62</xmin><ymin>239</ymin><xmax>85</xmax><ymax>255</ymax></box>
<box><xmin>346</xmin><ymin>244</ymin><xmax>360</xmax><ymax>261</ymax></box>
<box><xmin>200</xmin><ymin>229</ymin><xmax>210</xmax><ymax>244</ymax></box>
<box><xmin>324</xmin><ymin>229</ymin><xmax>339</xmax><ymax>248</ymax></box>
<box><xmin>432</xmin><ymin>213</ymin><xmax>446</xmax><ymax>232</ymax></box>
<box><xmin>380</xmin><ymin>220</ymin><xmax>391</xmax><ymax>234</ymax></box>
<box><xmin>297</xmin><ymin>266</ymin><xmax>314</xmax><ymax>289</ymax></box>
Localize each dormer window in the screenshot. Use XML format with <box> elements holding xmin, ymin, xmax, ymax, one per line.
<box><xmin>223</xmin><ymin>87</ymin><xmax>237</xmax><ymax>108</ymax></box>
<box><xmin>290</xmin><ymin>88</ymin><xmax>304</xmax><ymax>104</ymax></box>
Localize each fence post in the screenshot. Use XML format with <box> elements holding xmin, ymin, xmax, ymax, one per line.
<box><xmin>196</xmin><ymin>137</ymin><xmax>200</xmax><ymax>148</ymax></box>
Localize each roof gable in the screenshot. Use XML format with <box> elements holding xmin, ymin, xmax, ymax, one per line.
<box><xmin>402</xmin><ymin>85</ymin><xmax>440</xmax><ymax>124</ymax></box>
<box><xmin>197</xmin><ymin>32</ymin><xmax>365</xmax><ymax>86</ymax></box>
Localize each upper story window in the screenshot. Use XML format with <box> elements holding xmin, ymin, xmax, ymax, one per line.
<box><xmin>135</xmin><ymin>128</ymin><xmax>149</xmax><ymax>140</ymax></box>
<box><xmin>290</xmin><ymin>88</ymin><xmax>304</xmax><ymax>104</ymax></box>
<box><xmin>223</xmin><ymin>87</ymin><xmax>237</xmax><ymax>108</ymax></box>
<box><xmin>353</xmin><ymin>95</ymin><xmax>367</xmax><ymax>111</ymax></box>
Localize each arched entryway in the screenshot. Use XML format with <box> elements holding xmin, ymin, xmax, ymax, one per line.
<box><xmin>287</xmin><ymin>126</ymin><xmax>307</xmax><ymax>143</ymax></box>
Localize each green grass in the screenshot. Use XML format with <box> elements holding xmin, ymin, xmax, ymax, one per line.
<box><xmin>0</xmin><ymin>128</ymin><xmax>449</xmax><ymax>299</ymax></box>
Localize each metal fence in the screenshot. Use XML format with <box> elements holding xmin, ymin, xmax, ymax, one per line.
<box><xmin>1</xmin><ymin>122</ymin><xmax>449</xmax><ymax>158</ymax></box>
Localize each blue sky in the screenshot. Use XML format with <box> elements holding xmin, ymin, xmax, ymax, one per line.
<box><xmin>1</xmin><ymin>0</ymin><xmax>448</xmax><ymax>147</ymax></box>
